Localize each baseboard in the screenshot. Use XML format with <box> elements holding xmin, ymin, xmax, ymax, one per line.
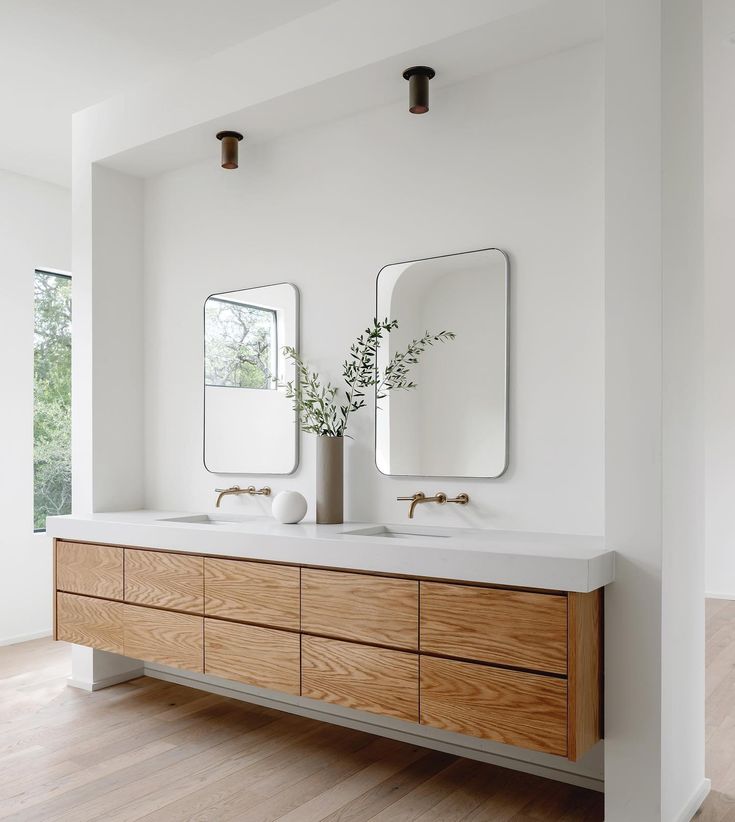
<box><xmin>145</xmin><ymin>664</ymin><xmax>605</xmax><ymax>794</ymax></box>
<box><xmin>673</xmin><ymin>778</ymin><xmax>711</xmax><ymax>822</ymax></box>
<box><xmin>706</xmin><ymin>592</ymin><xmax>735</xmax><ymax>601</ymax></box>
<box><xmin>67</xmin><ymin>667</ymin><xmax>144</xmax><ymax>692</ymax></box>
<box><xmin>0</xmin><ymin>630</ymin><xmax>52</xmax><ymax>647</ymax></box>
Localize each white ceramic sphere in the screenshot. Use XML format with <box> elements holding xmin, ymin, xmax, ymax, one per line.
<box><xmin>271</xmin><ymin>490</ymin><xmax>308</xmax><ymax>524</ymax></box>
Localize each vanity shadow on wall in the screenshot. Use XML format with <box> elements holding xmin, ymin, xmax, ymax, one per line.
<box><xmin>375</xmin><ymin>248</ymin><xmax>509</xmax><ymax>478</ymax></box>
<box><xmin>203</xmin><ymin>282</ymin><xmax>299</xmax><ymax>474</ymax></box>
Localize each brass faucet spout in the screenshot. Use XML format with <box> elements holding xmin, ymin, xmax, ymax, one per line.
<box><xmin>397</xmin><ymin>492</ymin><xmax>425</xmax><ymax>518</ymax></box>
<box><xmin>411</xmin><ymin>493</ymin><xmax>429</xmax><ymax>518</ymax></box>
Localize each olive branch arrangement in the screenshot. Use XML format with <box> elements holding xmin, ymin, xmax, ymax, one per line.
<box><xmin>282</xmin><ymin>318</ymin><xmax>455</xmax><ymax>437</ymax></box>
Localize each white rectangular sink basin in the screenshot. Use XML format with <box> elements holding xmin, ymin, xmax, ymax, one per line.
<box><xmin>158</xmin><ymin>513</ymin><xmax>259</xmax><ymax>525</ymax></box>
<box><xmin>342</xmin><ymin>525</ymin><xmax>452</xmax><ymax>539</ymax></box>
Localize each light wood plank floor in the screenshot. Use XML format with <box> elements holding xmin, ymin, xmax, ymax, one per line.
<box><xmin>1</xmin><ymin>600</ymin><xmax>733</xmax><ymax>821</ymax></box>
<box><xmin>698</xmin><ymin>599</ymin><xmax>735</xmax><ymax>821</ymax></box>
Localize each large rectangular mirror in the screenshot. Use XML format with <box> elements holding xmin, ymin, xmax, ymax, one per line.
<box><xmin>204</xmin><ymin>282</ymin><xmax>299</xmax><ymax>474</ymax></box>
<box><xmin>375</xmin><ymin>248</ymin><xmax>508</xmax><ymax>478</ymax></box>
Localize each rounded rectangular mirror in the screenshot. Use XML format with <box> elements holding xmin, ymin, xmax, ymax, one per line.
<box><xmin>204</xmin><ymin>282</ymin><xmax>299</xmax><ymax>474</ymax></box>
<box><xmin>375</xmin><ymin>248</ymin><xmax>509</xmax><ymax>478</ymax></box>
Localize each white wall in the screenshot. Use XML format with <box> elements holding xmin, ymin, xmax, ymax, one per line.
<box><xmin>604</xmin><ymin>1</ymin><xmax>706</xmax><ymax>819</ymax></box>
<box><xmin>142</xmin><ymin>42</ymin><xmax>605</xmax><ymax>537</ymax></box>
<box><xmin>70</xmin><ymin>162</ymin><xmax>144</xmax><ymax>517</ymax></box>
<box><xmin>661</xmin><ymin>1</ymin><xmax>705</xmax><ymax>818</ymax></box>
<box><xmin>0</xmin><ymin>169</ymin><xmax>70</xmax><ymax>644</ymax></box>
<box><xmin>704</xmin><ymin>0</ymin><xmax>735</xmax><ymax>598</ymax></box>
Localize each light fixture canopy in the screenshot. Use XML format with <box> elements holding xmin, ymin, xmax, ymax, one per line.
<box><xmin>402</xmin><ymin>66</ymin><xmax>436</xmax><ymax>114</ymax></box>
<box><xmin>216</xmin><ymin>130</ymin><xmax>244</xmax><ymax>169</ymax></box>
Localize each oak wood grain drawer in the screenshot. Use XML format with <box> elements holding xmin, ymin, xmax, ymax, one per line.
<box><xmin>301</xmin><ymin>569</ymin><xmax>418</xmax><ymax>650</ymax></box>
<box><xmin>301</xmin><ymin>636</ymin><xmax>418</xmax><ymax>722</ymax></box>
<box><xmin>123</xmin><ymin>604</ymin><xmax>203</xmax><ymax>672</ymax></box>
<box><xmin>204</xmin><ymin>558</ymin><xmax>300</xmax><ymax>630</ymax></box>
<box><xmin>124</xmin><ymin>549</ymin><xmax>204</xmax><ymax>613</ymax></box>
<box><xmin>56</xmin><ymin>592</ymin><xmax>124</xmax><ymax>653</ymax></box>
<box><xmin>420</xmin><ymin>656</ymin><xmax>568</xmax><ymax>757</ymax></box>
<box><xmin>204</xmin><ymin>619</ymin><xmax>300</xmax><ymax>695</ymax></box>
<box><xmin>56</xmin><ymin>541</ymin><xmax>123</xmax><ymax>600</ymax></box>
<box><xmin>420</xmin><ymin>582</ymin><xmax>568</xmax><ymax>674</ymax></box>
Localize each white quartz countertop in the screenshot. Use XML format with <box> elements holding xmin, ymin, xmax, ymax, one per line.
<box><xmin>47</xmin><ymin>510</ymin><xmax>614</xmax><ymax>593</ymax></box>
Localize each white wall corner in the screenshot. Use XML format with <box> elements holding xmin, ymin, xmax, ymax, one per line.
<box><xmin>672</xmin><ymin>778</ymin><xmax>711</xmax><ymax>822</ymax></box>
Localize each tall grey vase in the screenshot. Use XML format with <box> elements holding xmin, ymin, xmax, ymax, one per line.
<box><xmin>316</xmin><ymin>435</ymin><xmax>344</xmax><ymax>524</ymax></box>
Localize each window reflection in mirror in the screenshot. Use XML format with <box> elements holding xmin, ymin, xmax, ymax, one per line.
<box><xmin>204</xmin><ymin>283</ymin><xmax>299</xmax><ymax>475</ymax></box>
<box><xmin>375</xmin><ymin>249</ymin><xmax>509</xmax><ymax>479</ymax></box>
<box><xmin>205</xmin><ymin>298</ymin><xmax>277</xmax><ymax>390</ymax></box>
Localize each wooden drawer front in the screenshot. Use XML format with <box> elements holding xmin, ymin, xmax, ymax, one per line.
<box><xmin>123</xmin><ymin>604</ymin><xmax>203</xmax><ymax>672</ymax></box>
<box><xmin>204</xmin><ymin>558</ymin><xmax>300</xmax><ymax>630</ymax></box>
<box><xmin>56</xmin><ymin>541</ymin><xmax>123</xmax><ymax>600</ymax></box>
<box><xmin>420</xmin><ymin>582</ymin><xmax>567</xmax><ymax>675</ymax></box>
<box><xmin>301</xmin><ymin>636</ymin><xmax>418</xmax><ymax>723</ymax></box>
<box><xmin>205</xmin><ymin>619</ymin><xmax>300</xmax><ymax>695</ymax></box>
<box><xmin>421</xmin><ymin>656</ymin><xmax>567</xmax><ymax>756</ymax></box>
<box><xmin>56</xmin><ymin>592</ymin><xmax>124</xmax><ymax>653</ymax></box>
<box><xmin>125</xmin><ymin>549</ymin><xmax>204</xmax><ymax>613</ymax></box>
<box><xmin>301</xmin><ymin>569</ymin><xmax>418</xmax><ymax>650</ymax></box>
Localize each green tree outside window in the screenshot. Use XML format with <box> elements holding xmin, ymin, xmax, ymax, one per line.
<box><xmin>34</xmin><ymin>271</ymin><xmax>71</xmax><ymax>531</ymax></box>
<box><xmin>205</xmin><ymin>298</ymin><xmax>277</xmax><ymax>390</ymax></box>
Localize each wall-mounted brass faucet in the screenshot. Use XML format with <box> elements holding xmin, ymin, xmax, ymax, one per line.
<box><xmin>215</xmin><ymin>485</ymin><xmax>271</xmax><ymax>508</ymax></box>
<box><xmin>397</xmin><ymin>491</ymin><xmax>470</xmax><ymax>519</ymax></box>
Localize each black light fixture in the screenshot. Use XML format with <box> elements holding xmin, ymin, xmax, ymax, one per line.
<box><xmin>402</xmin><ymin>66</ymin><xmax>436</xmax><ymax>114</ymax></box>
<box><xmin>216</xmin><ymin>130</ymin><xmax>244</xmax><ymax>169</ymax></box>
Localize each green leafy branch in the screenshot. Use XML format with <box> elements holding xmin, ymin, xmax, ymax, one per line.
<box><xmin>376</xmin><ymin>328</ymin><xmax>455</xmax><ymax>400</ymax></box>
<box><xmin>282</xmin><ymin>318</ymin><xmax>455</xmax><ymax>437</ymax></box>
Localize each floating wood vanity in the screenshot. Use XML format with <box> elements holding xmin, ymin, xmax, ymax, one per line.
<box><xmin>51</xmin><ymin>515</ymin><xmax>612</xmax><ymax>762</ymax></box>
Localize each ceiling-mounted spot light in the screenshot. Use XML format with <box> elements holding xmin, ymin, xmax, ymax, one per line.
<box><xmin>216</xmin><ymin>130</ymin><xmax>244</xmax><ymax>169</ymax></box>
<box><xmin>402</xmin><ymin>66</ymin><xmax>436</xmax><ymax>114</ymax></box>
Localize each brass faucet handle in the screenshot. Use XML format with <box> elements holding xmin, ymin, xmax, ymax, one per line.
<box><xmin>397</xmin><ymin>492</ymin><xmax>424</xmax><ymax>501</ymax></box>
<box><xmin>214</xmin><ymin>485</ymin><xmax>240</xmax><ymax>493</ymax></box>
<box><xmin>447</xmin><ymin>493</ymin><xmax>470</xmax><ymax>505</ymax></box>
<box><xmin>243</xmin><ymin>485</ymin><xmax>272</xmax><ymax>496</ymax></box>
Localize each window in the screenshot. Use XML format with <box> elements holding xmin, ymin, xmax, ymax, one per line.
<box><xmin>34</xmin><ymin>270</ymin><xmax>71</xmax><ymax>531</ymax></box>
<box><xmin>204</xmin><ymin>298</ymin><xmax>277</xmax><ymax>390</ymax></box>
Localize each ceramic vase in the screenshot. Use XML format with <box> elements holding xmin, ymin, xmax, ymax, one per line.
<box><xmin>316</xmin><ymin>435</ymin><xmax>343</xmax><ymax>524</ymax></box>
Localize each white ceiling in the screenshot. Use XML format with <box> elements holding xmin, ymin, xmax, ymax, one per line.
<box><xmin>0</xmin><ymin>0</ymin><xmax>335</xmax><ymax>186</ymax></box>
<box><xmin>100</xmin><ymin>0</ymin><xmax>603</xmax><ymax>180</ymax></box>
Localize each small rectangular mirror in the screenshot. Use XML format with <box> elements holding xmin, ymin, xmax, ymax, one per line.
<box><xmin>204</xmin><ymin>282</ymin><xmax>299</xmax><ymax>474</ymax></box>
<box><xmin>375</xmin><ymin>248</ymin><xmax>509</xmax><ymax>478</ymax></box>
